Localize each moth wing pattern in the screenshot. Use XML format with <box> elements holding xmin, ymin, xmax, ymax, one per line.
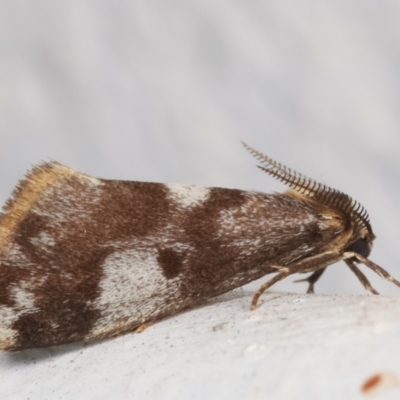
<box><xmin>0</xmin><ymin>159</ymin><xmax>349</xmax><ymax>350</ymax></box>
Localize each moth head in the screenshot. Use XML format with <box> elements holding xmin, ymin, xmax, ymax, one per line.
<box><xmin>344</xmin><ymin>219</ymin><xmax>375</xmax><ymax>261</ymax></box>
<box><xmin>242</xmin><ymin>142</ymin><xmax>375</xmax><ymax>259</ymax></box>
<box><xmin>339</xmin><ymin>200</ymin><xmax>375</xmax><ymax>260</ymax></box>
<box><xmin>243</xmin><ymin>143</ymin><xmax>400</xmax><ymax>296</ymax></box>
<box><xmin>345</xmin><ymin>237</ymin><xmax>371</xmax><ymax>259</ymax></box>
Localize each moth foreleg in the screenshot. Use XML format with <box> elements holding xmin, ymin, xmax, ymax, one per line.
<box><xmin>294</xmin><ymin>268</ymin><xmax>326</xmax><ymax>294</ymax></box>
<box><xmin>344</xmin><ymin>252</ymin><xmax>400</xmax><ymax>289</ymax></box>
<box><xmin>344</xmin><ymin>259</ymin><xmax>379</xmax><ymax>295</ymax></box>
<box><xmin>251</xmin><ymin>251</ymin><xmax>341</xmax><ymax>310</ymax></box>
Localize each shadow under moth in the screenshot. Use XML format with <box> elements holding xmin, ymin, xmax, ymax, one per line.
<box><xmin>0</xmin><ymin>144</ymin><xmax>399</xmax><ymax>351</ymax></box>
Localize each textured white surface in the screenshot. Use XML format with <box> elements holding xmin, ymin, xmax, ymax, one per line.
<box><xmin>1</xmin><ymin>291</ymin><xmax>400</xmax><ymax>400</ymax></box>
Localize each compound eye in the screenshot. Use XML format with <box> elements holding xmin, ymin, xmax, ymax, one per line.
<box><xmin>346</xmin><ymin>239</ymin><xmax>370</xmax><ymax>258</ymax></box>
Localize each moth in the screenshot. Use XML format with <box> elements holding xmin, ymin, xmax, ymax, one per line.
<box><xmin>0</xmin><ymin>144</ymin><xmax>398</xmax><ymax>351</ymax></box>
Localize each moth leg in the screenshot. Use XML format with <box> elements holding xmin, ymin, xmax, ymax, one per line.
<box><xmin>251</xmin><ymin>271</ymin><xmax>290</xmax><ymax>310</ymax></box>
<box><xmin>344</xmin><ymin>259</ymin><xmax>379</xmax><ymax>295</ymax></box>
<box><xmin>270</xmin><ymin>251</ymin><xmax>340</xmax><ymax>275</ymax></box>
<box><xmin>251</xmin><ymin>251</ymin><xmax>341</xmax><ymax>309</ymax></box>
<box><xmin>294</xmin><ymin>268</ymin><xmax>326</xmax><ymax>294</ymax></box>
<box><xmin>344</xmin><ymin>252</ymin><xmax>400</xmax><ymax>289</ymax></box>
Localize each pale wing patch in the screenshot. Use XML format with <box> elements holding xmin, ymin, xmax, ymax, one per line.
<box><xmin>75</xmin><ymin>173</ymin><xmax>103</xmax><ymax>187</ymax></box>
<box><xmin>166</xmin><ymin>183</ymin><xmax>210</xmax><ymax>209</ymax></box>
<box><xmin>88</xmin><ymin>248</ymin><xmax>181</xmax><ymax>339</ymax></box>
<box><xmin>217</xmin><ymin>193</ymin><xmax>321</xmax><ymax>257</ymax></box>
<box><xmin>29</xmin><ymin>178</ymin><xmax>105</xmax><ymax>243</ymax></box>
<box><xmin>34</xmin><ymin>179</ymin><xmax>103</xmax><ymax>218</ymax></box>
<box><xmin>29</xmin><ymin>231</ymin><xmax>56</xmax><ymax>251</ymax></box>
<box><xmin>218</xmin><ymin>194</ymin><xmax>272</xmax><ymax>234</ymax></box>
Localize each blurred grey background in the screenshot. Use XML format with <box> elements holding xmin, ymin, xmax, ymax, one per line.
<box><xmin>1</xmin><ymin>1</ymin><xmax>400</xmax><ymax>295</ymax></box>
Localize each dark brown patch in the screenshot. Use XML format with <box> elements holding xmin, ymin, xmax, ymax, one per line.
<box><xmin>14</xmin><ymin>213</ymin><xmax>52</xmax><ymax>264</ymax></box>
<box><xmin>96</xmin><ymin>180</ymin><xmax>171</xmax><ymax>239</ymax></box>
<box><xmin>11</xmin><ymin>243</ymin><xmax>111</xmax><ymax>350</ymax></box>
<box><xmin>13</xmin><ymin>262</ymin><xmax>106</xmax><ymax>348</ymax></box>
<box><xmin>157</xmin><ymin>248</ymin><xmax>184</xmax><ymax>279</ymax></box>
<box><xmin>0</xmin><ymin>214</ymin><xmax>51</xmax><ymax>310</ymax></box>
<box><xmin>180</xmin><ymin>188</ymin><xmax>248</xmax><ymax>285</ymax></box>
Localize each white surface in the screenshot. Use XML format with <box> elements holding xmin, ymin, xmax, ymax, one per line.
<box><xmin>1</xmin><ymin>291</ymin><xmax>400</xmax><ymax>400</ymax></box>
<box><xmin>1</xmin><ymin>1</ymin><xmax>400</xmax><ymax>399</ymax></box>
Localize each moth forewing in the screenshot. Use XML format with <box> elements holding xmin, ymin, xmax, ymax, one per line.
<box><xmin>0</xmin><ymin>161</ymin><xmax>344</xmax><ymax>350</ymax></box>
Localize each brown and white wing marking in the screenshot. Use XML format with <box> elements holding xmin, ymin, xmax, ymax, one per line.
<box><xmin>0</xmin><ymin>162</ymin><xmax>217</xmax><ymax>350</ymax></box>
<box><xmin>0</xmin><ymin>162</ymin><xmax>110</xmax><ymax>350</ymax></box>
<box><xmin>0</xmin><ymin>160</ymin><xmax>346</xmax><ymax>350</ymax></box>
